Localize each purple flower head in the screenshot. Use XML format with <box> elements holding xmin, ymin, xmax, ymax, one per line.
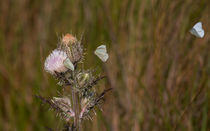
<box><xmin>44</xmin><ymin>49</ymin><xmax>68</xmax><ymax>75</ymax></box>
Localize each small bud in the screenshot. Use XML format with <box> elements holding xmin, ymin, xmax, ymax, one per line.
<box><xmin>83</xmin><ymin>73</ymin><xmax>90</xmax><ymax>80</ymax></box>
<box><xmin>77</xmin><ymin>73</ymin><xmax>90</xmax><ymax>87</ymax></box>
<box><xmin>80</xmin><ymin>73</ymin><xmax>89</xmax><ymax>85</ymax></box>
<box><xmin>57</xmin><ymin>81</ymin><xmax>64</xmax><ymax>86</ymax></box>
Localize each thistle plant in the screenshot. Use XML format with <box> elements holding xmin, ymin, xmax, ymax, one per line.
<box><xmin>37</xmin><ymin>33</ymin><xmax>112</xmax><ymax>131</ymax></box>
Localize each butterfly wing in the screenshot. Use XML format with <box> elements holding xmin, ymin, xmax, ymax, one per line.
<box><xmin>190</xmin><ymin>22</ymin><xmax>205</xmax><ymax>38</ymax></box>
<box><xmin>190</xmin><ymin>28</ymin><xmax>200</xmax><ymax>37</ymax></box>
<box><xmin>194</xmin><ymin>22</ymin><xmax>202</xmax><ymax>29</ymax></box>
<box><xmin>63</xmin><ymin>58</ymin><xmax>74</xmax><ymax>71</ymax></box>
<box><xmin>94</xmin><ymin>45</ymin><xmax>109</xmax><ymax>62</ymax></box>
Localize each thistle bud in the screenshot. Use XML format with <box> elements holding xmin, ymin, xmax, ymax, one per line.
<box><xmin>77</xmin><ymin>73</ymin><xmax>90</xmax><ymax>87</ymax></box>
<box><xmin>51</xmin><ymin>97</ymin><xmax>75</xmax><ymax>118</ymax></box>
<box><xmin>60</xmin><ymin>33</ymin><xmax>83</xmax><ymax>64</ymax></box>
<box><xmin>62</xmin><ymin>33</ymin><xmax>77</xmax><ymax>45</ymax></box>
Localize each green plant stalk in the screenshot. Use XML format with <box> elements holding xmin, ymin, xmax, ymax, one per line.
<box><xmin>71</xmin><ymin>72</ymin><xmax>80</xmax><ymax>131</ymax></box>
<box><xmin>72</xmin><ymin>89</ymin><xmax>80</xmax><ymax>131</ymax></box>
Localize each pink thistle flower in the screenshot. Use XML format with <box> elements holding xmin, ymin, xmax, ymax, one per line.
<box><xmin>44</xmin><ymin>49</ymin><xmax>68</xmax><ymax>75</ymax></box>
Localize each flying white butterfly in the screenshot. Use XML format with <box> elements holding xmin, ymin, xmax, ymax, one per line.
<box><xmin>190</xmin><ymin>22</ymin><xmax>205</xmax><ymax>38</ymax></box>
<box><xmin>94</xmin><ymin>45</ymin><xmax>109</xmax><ymax>62</ymax></box>
<box><xmin>63</xmin><ymin>58</ymin><xmax>74</xmax><ymax>71</ymax></box>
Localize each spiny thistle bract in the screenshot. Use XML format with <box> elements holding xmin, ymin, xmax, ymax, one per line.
<box><xmin>37</xmin><ymin>33</ymin><xmax>112</xmax><ymax>131</ymax></box>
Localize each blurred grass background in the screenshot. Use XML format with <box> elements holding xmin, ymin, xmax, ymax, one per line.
<box><xmin>0</xmin><ymin>0</ymin><xmax>209</xmax><ymax>130</ymax></box>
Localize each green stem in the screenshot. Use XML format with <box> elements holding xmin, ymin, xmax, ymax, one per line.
<box><xmin>72</xmin><ymin>89</ymin><xmax>80</xmax><ymax>130</ymax></box>
<box><xmin>72</xmin><ymin>72</ymin><xmax>80</xmax><ymax>131</ymax></box>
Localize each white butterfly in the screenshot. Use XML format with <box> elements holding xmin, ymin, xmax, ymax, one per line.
<box><xmin>63</xmin><ymin>58</ymin><xmax>74</xmax><ymax>71</ymax></box>
<box><xmin>190</xmin><ymin>22</ymin><xmax>205</xmax><ymax>38</ymax></box>
<box><xmin>94</xmin><ymin>45</ymin><xmax>109</xmax><ymax>62</ymax></box>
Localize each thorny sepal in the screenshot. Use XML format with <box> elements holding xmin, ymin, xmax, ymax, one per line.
<box><xmin>75</xmin><ymin>69</ymin><xmax>106</xmax><ymax>89</ymax></box>
<box><xmin>55</xmin><ymin>68</ymin><xmax>105</xmax><ymax>92</ymax></box>
<box><xmin>35</xmin><ymin>95</ymin><xmax>75</xmax><ymax>122</ymax></box>
<box><xmin>79</xmin><ymin>74</ymin><xmax>106</xmax><ymax>99</ymax></box>
<box><xmin>54</xmin><ymin>71</ymin><xmax>74</xmax><ymax>87</ymax></box>
<box><xmin>79</xmin><ymin>88</ymin><xmax>112</xmax><ymax>120</ymax></box>
<box><xmin>75</xmin><ymin>69</ymin><xmax>96</xmax><ymax>89</ymax></box>
<box><xmin>52</xmin><ymin>97</ymin><xmax>75</xmax><ymax>121</ymax></box>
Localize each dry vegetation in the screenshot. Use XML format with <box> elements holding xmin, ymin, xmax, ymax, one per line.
<box><xmin>0</xmin><ymin>0</ymin><xmax>209</xmax><ymax>130</ymax></box>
